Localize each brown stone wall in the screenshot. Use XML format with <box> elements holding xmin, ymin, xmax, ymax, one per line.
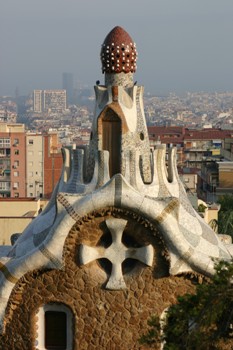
<box><xmin>0</xmin><ymin>208</ymin><xmax>198</xmax><ymax>350</ymax></box>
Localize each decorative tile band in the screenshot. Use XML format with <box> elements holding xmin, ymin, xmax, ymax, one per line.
<box><xmin>57</xmin><ymin>193</ymin><xmax>80</xmax><ymax>221</ymax></box>
<box><xmin>39</xmin><ymin>243</ymin><xmax>63</xmax><ymax>269</ymax></box>
<box><xmin>155</xmin><ymin>198</ymin><xmax>179</xmax><ymax>224</ymax></box>
<box><xmin>0</xmin><ymin>262</ymin><xmax>17</xmax><ymax>284</ymax></box>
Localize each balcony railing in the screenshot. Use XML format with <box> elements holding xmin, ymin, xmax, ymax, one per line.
<box><xmin>0</xmin><ymin>176</ymin><xmax>10</xmax><ymax>181</ymax></box>
<box><xmin>0</xmin><ymin>154</ymin><xmax>10</xmax><ymax>158</ymax></box>
<box><xmin>0</xmin><ymin>144</ymin><xmax>11</xmax><ymax>149</ymax></box>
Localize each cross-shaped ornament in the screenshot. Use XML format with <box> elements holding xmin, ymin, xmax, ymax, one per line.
<box><xmin>79</xmin><ymin>218</ymin><xmax>154</xmax><ymax>290</ymax></box>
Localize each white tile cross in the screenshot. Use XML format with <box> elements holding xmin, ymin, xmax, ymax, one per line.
<box><xmin>80</xmin><ymin>218</ymin><xmax>153</xmax><ymax>290</ymax></box>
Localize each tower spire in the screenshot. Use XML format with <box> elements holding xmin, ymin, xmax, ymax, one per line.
<box><xmin>100</xmin><ymin>26</ymin><xmax>138</xmax><ymax>88</ymax></box>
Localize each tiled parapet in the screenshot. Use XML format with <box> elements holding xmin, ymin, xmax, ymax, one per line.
<box><xmin>58</xmin><ymin>146</ymin><xmax>110</xmax><ymax>194</ymax></box>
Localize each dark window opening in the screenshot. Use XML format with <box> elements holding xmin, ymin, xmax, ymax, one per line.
<box><xmin>45</xmin><ymin>311</ymin><xmax>67</xmax><ymax>350</ymax></box>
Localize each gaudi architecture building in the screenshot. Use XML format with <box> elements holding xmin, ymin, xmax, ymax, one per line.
<box><xmin>0</xmin><ymin>27</ymin><xmax>232</xmax><ymax>349</ymax></box>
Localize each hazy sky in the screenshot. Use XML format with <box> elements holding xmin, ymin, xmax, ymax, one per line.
<box><xmin>1</xmin><ymin>0</ymin><xmax>233</xmax><ymax>96</ymax></box>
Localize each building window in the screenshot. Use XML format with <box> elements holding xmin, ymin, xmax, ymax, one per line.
<box><xmin>35</xmin><ymin>303</ymin><xmax>73</xmax><ymax>350</ymax></box>
<box><xmin>0</xmin><ymin>182</ymin><xmax>10</xmax><ymax>191</ymax></box>
<box><xmin>14</xmin><ymin>150</ymin><xmax>19</xmax><ymax>155</ymax></box>
<box><xmin>13</xmin><ymin>138</ymin><xmax>19</xmax><ymax>146</ymax></box>
<box><xmin>28</xmin><ymin>151</ymin><xmax>34</xmax><ymax>156</ymax></box>
<box><xmin>14</xmin><ymin>193</ymin><xmax>19</xmax><ymax>198</ymax></box>
<box><xmin>14</xmin><ymin>171</ymin><xmax>19</xmax><ymax>177</ymax></box>
<box><xmin>13</xmin><ymin>182</ymin><xmax>19</xmax><ymax>189</ymax></box>
<box><xmin>45</xmin><ymin>311</ymin><xmax>67</xmax><ymax>349</ymax></box>
<box><xmin>29</xmin><ymin>161</ymin><xmax>33</xmax><ymax>166</ymax></box>
<box><xmin>28</xmin><ymin>139</ymin><xmax>34</xmax><ymax>145</ymax></box>
<box><xmin>29</xmin><ymin>171</ymin><xmax>33</xmax><ymax>177</ymax></box>
<box><xmin>0</xmin><ymin>138</ymin><xmax>10</xmax><ymax>147</ymax></box>
<box><xmin>14</xmin><ymin>160</ymin><xmax>19</xmax><ymax>167</ymax></box>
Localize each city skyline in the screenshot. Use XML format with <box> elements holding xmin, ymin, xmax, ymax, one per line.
<box><xmin>1</xmin><ymin>0</ymin><xmax>233</xmax><ymax>96</ymax></box>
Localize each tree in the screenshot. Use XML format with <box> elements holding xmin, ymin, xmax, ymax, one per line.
<box><xmin>218</xmin><ymin>195</ymin><xmax>233</xmax><ymax>238</ymax></box>
<box><xmin>139</xmin><ymin>260</ymin><xmax>233</xmax><ymax>350</ymax></box>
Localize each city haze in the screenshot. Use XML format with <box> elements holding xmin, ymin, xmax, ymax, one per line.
<box><xmin>1</xmin><ymin>0</ymin><xmax>233</xmax><ymax>96</ymax></box>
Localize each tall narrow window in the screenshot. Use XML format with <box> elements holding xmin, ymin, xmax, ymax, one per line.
<box><xmin>35</xmin><ymin>303</ymin><xmax>73</xmax><ymax>350</ymax></box>
<box><xmin>45</xmin><ymin>311</ymin><xmax>67</xmax><ymax>349</ymax></box>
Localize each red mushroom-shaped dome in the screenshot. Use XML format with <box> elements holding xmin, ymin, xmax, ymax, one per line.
<box><xmin>100</xmin><ymin>26</ymin><xmax>138</xmax><ymax>74</ymax></box>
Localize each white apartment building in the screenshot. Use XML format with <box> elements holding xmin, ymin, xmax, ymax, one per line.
<box><xmin>26</xmin><ymin>134</ymin><xmax>43</xmax><ymax>197</ymax></box>
<box><xmin>33</xmin><ymin>90</ymin><xmax>67</xmax><ymax>113</ymax></box>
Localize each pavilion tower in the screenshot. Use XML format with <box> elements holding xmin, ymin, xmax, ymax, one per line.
<box><xmin>87</xmin><ymin>26</ymin><xmax>152</xmax><ymax>182</ymax></box>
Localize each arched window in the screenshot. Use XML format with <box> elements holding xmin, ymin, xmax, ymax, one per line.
<box><xmin>35</xmin><ymin>303</ymin><xmax>73</xmax><ymax>350</ymax></box>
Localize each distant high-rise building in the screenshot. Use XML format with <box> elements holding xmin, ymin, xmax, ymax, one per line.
<box><xmin>62</xmin><ymin>72</ymin><xmax>74</xmax><ymax>105</ymax></box>
<box><xmin>43</xmin><ymin>90</ymin><xmax>66</xmax><ymax>112</ymax></box>
<box><xmin>33</xmin><ymin>90</ymin><xmax>43</xmax><ymax>113</ymax></box>
<box><xmin>33</xmin><ymin>90</ymin><xmax>67</xmax><ymax>113</ymax></box>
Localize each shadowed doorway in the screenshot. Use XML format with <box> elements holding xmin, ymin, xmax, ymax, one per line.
<box><xmin>102</xmin><ymin>110</ymin><xmax>121</xmax><ymax>177</ymax></box>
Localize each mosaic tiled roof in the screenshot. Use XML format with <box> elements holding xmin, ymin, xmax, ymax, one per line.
<box><xmin>100</xmin><ymin>26</ymin><xmax>137</xmax><ymax>74</ymax></box>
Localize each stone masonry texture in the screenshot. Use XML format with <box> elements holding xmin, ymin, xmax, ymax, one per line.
<box><xmin>0</xmin><ymin>208</ymin><xmax>197</xmax><ymax>350</ymax></box>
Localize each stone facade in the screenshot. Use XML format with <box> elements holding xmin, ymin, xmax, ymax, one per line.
<box><xmin>0</xmin><ymin>209</ymin><xmax>197</xmax><ymax>350</ymax></box>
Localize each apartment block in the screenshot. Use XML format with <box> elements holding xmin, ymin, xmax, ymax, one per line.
<box><xmin>0</xmin><ymin>123</ymin><xmax>63</xmax><ymax>199</ymax></box>
<box><xmin>148</xmin><ymin>126</ymin><xmax>233</xmax><ymax>168</ymax></box>
<box><xmin>0</xmin><ymin>123</ymin><xmax>26</xmax><ymax>198</ymax></box>
<box><xmin>197</xmin><ymin>160</ymin><xmax>233</xmax><ymax>202</ymax></box>
<box><xmin>26</xmin><ymin>134</ymin><xmax>44</xmax><ymax>197</ymax></box>
<box><xmin>33</xmin><ymin>89</ymin><xmax>67</xmax><ymax>113</ymax></box>
<box><xmin>43</xmin><ymin>133</ymin><xmax>63</xmax><ymax>199</ymax></box>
